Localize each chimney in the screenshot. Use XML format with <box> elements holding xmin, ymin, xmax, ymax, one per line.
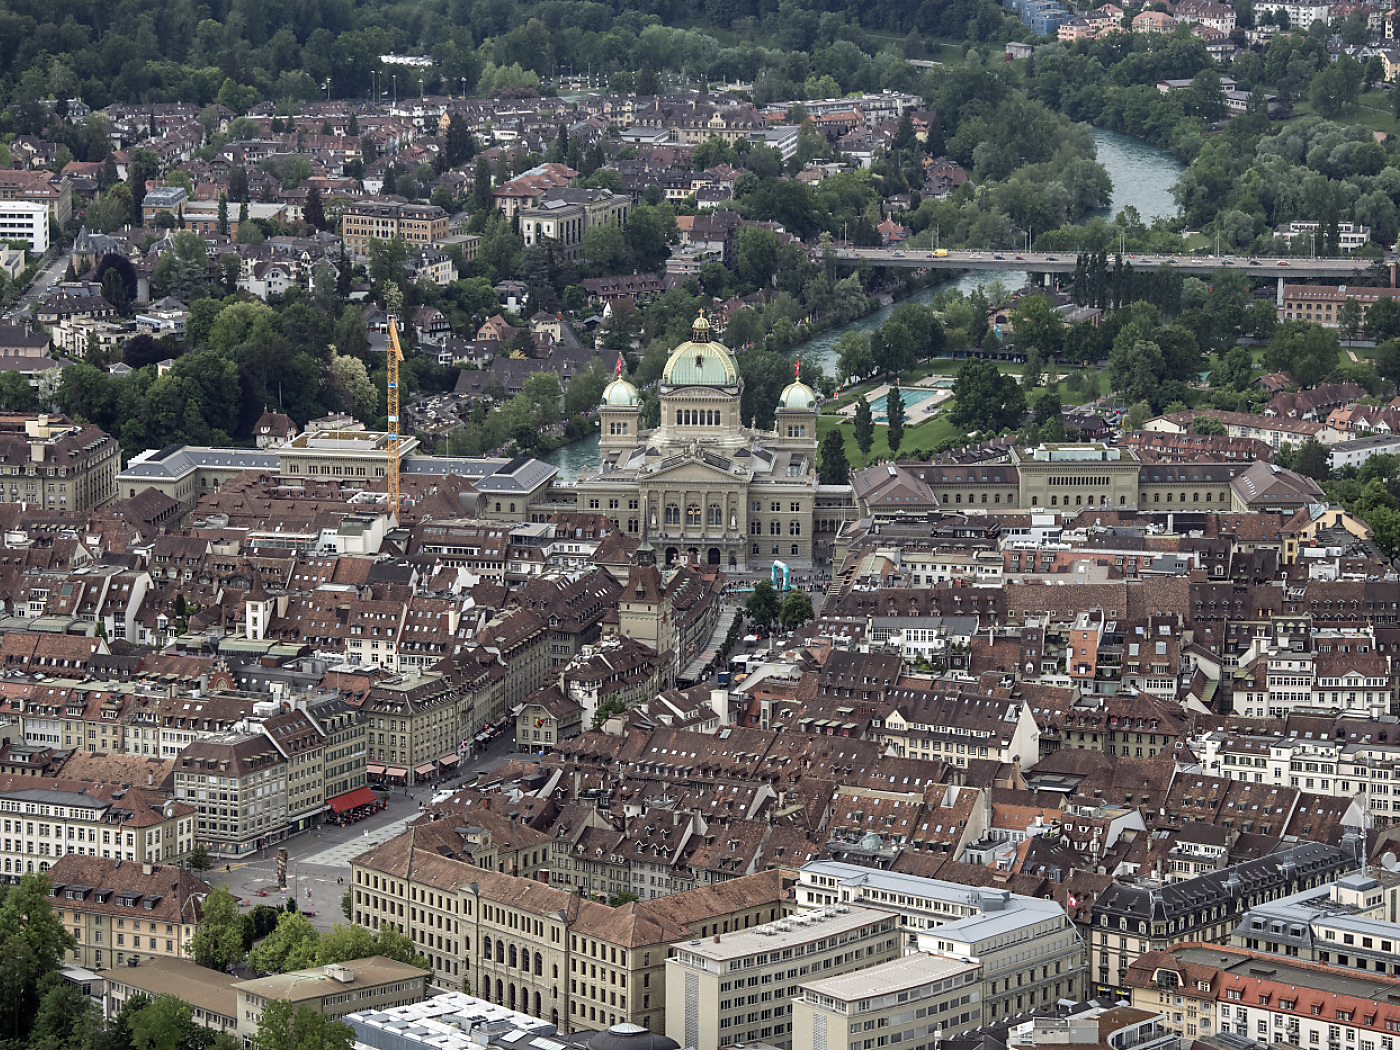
<box><xmin>142</xmin><ymin>861</ymin><xmax>153</xmax><ymax>876</ymax></box>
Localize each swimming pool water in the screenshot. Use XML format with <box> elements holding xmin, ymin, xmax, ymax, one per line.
<box><xmin>869</xmin><ymin>387</ymin><xmax>938</xmax><ymax>422</ymax></box>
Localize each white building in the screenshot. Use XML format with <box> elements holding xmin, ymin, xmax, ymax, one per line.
<box><xmin>0</xmin><ymin>201</ymin><xmax>48</xmax><ymax>253</ymax></box>
<box><xmin>1252</xmin><ymin>0</ymin><xmax>1330</xmax><ymax>26</ymax></box>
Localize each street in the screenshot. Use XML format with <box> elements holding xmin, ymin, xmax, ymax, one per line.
<box><xmin>8</xmin><ymin>249</ymin><xmax>69</xmax><ymax>320</ymax></box>
<box><xmin>203</xmin><ymin>727</ymin><xmax>520</xmax><ymax>931</ymax></box>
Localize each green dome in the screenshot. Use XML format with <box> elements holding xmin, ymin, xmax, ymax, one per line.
<box><xmin>602</xmin><ymin>376</ymin><xmax>640</xmax><ymax>407</ymax></box>
<box><xmin>661</xmin><ymin>313</ymin><xmax>739</xmax><ymax>387</ymax></box>
<box><xmin>778</xmin><ymin>380</ymin><xmax>816</xmax><ymax>410</ymax></box>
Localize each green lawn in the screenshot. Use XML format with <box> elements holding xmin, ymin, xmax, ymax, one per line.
<box><xmin>1286</xmin><ymin>91</ymin><xmax>1399</xmax><ymax>138</ymax></box>
<box><xmin>819</xmin><ymin>413</ymin><xmax>964</xmax><ymax>464</ymax></box>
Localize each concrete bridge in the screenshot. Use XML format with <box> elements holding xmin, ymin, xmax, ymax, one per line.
<box><xmin>832</xmin><ymin>246</ymin><xmax>1381</xmax><ymax>303</ymax></box>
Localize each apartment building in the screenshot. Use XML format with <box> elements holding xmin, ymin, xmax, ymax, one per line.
<box><xmin>341</xmin><ymin>201</ymin><xmax>448</xmax><ymax>259</ymax></box>
<box><xmin>0</xmin><ymin>200</ymin><xmax>49</xmax><ymax>252</ymax></box>
<box><xmin>173</xmin><ymin>732</ymin><xmax>289</xmax><ymax>858</ymax></box>
<box><xmin>1230</xmin><ymin>871</ymin><xmax>1400</xmax><ymax>968</ymax></box>
<box><xmin>0</xmin><ymin>413</ymin><xmax>119</xmax><ymax>511</ymax></box>
<box><xmin>351</xmin><ymin>831</ymin><xmax>789</xmax><ymax>1035</ymax></box>
<box><xmin>262</xmin><ymin>708</ymin><xmax>326</xmax><ymax>833</ymax></box>
<box><xmin>1198</xmin><ymin>729</ymin><xmax>1400</xmax><ymax>826</ymax></box>
<box><xmin>665</xmin><ymin>905</ymin><xmax>902</xmax><ymax>1050</ymax></box>
<box><xmin>0</xmin><ymin>170</ymin><xmax>72</xmax><ymax>224</ymax></box>
<box><xmin>233</xmin><ymin>957</ymin><xmax>430</xmax><ymax>1024</ymax></box>
<box><xmin>518</xmin><ymin>188</ymin><xmax>631</xmax><ymax>260</ymax></box>
<box><xmin>362</xmin><ymin>672</ymin><xmax>462</xmax><ymax>786</ymax></box>
<box><xmin>311</xmin><ymin>696</ymin><xmax>368</xmax><ymax>802</ymax></box>
<box><xmin>1127</xmin><ymin>943</ymin><xmax>1400</xmax><ymax>1050</ymax></box>
<box><xmin>48</xmin><ymin>855</ymin><xmax>209</xmax><ymax>969</ymax></box>
<box><xmin>1089</xmin><ymin>840</ymin><xmax>1355</xmax><ymax>996</ymax></box>
<box><xmin>792</xmin><ymin>953</ymin><xmax>983</xmax><ymax>1050</ymax></box>
<box><xmin>0</xmin><ymin>779</ymin><xmax>195</xmax><ymax>880</ymax></box>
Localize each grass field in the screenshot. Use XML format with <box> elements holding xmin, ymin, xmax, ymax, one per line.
<box><xmin>818</xmin><ymin>412</ymin><xmax>964</xmax><ymax>463</ymax></box>
<box><xmin>1285</xmin><ymin>90</ymin><xmax>1399</xmax><ymax>138</ymax></box>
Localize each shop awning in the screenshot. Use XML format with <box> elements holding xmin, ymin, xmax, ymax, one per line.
<box><xmin>414</xmin><ymin>762</ymin><xmax>435</xmax><ymax>777</ymax></box>
<box><xmin>327</xmin><ymin>786</ymin><xmax>378</xmax><ymax>813</ymax></box>
<box><xmin>385</xmin><ymin>766</ymin><xmax>408</xmax><ymax>778</ymax></box>
<box><xmin>367</xmin><ymin>763</ymin><xmax>386</xmax><ymax>775</ymax></box>
<box><xmin>439</xmin><ymin>754</ymin><xmax>460</xmax><ymax>766</ymax></box>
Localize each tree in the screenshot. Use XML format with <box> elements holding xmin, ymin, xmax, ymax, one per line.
<box><xmin>129</xmin><ymin>995</ymin><xmax>203</xmax><ymax>1050</ymax></box>
<box><xmin>609</xmin><ymin>890</ymin><xmax>640</xmax><ymax>907</ymax></box>
<box><xmin>853</xmin><ymin>397</ymin><xmax>875</xmax><ymax>465</ymax></box>
<box><xmin>1368</xmin><ymin>297</ymin><xmax>1400</xmax><ymax>342</ymax></box>
<box><xmin>216</xmin><ymin>193</ymin><xmax>229</xmax><ymax>236</ymax></box>
<box><xmin>779</xmin><ymin>590</ymin><xmax>815</xmax><ymax>631</ymax></box>
<box><xmin>340</xmin><ymin>891</ymin><xmax>354</xmax><ymax>923</ymax></box>
<box><xmin>304</xmin><ymin>187</ymin><xmax>325</xmax><ymax>232</ymax></box>
<box><xmin>251</xmin><ymin>1000</ymin><xmax>355</xmax><ymax>1050</ymax></box>
<box><xmin>0</xmin><ymin>874</ymin><xmax>76</xmax><ymax>1042</ymax></box>
<box><xmin>187</xmin><ymin>843</ymin><xmax>212</xmax><ymax>872</ymax></box>
<box><xmin>1192</xmin><ymin>416</ymin><xmax>1226</xmax><ymax>435</ymax></box>
<box><xmin>1294</xmin><ymin>437</ymin><xmax>1331</xmax><ymax>480</ymax></box>
<box><xmin>1124</xmin><ymin>401</ymin><xmax>1153</xmax><ymax>430</ymax></box>
<box><xmin>1339</xmin><ymin>298</ymin><xmax>1364</xmax><ymax>343</ymax></box>
<box><xmin>249</xmin><ymin>910</ymin><xmax>320</xmax><ymax>975</ymax></box>
<box><xmin>886</xmin><ymin>383</ymin><xmax>905</xmax><ymax>458</ymax></box>
<box><xmin>745</xmin><ymin>580</ymin><xmax>782</xmax><ymax>632</ymax></box>
<box><xmin>190</xmin><ymin>884</ymin><xmax>246</xmax><ymax>972</ymax></box>
<box><xmin>950</xmin><ymin>358</ymin><xmax>1025</xmax><ymax>433</ymax></box>
<box><xmin>818</xmin><ymin>428</ymin><xmax>850</xmax><ymax>485</ymax></box>
<box><xmin>591</xmin><ymin>694</ymin><xmax>627</xmax><ymax>729</ymax></box>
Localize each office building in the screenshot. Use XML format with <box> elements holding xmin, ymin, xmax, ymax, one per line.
<box><xmin>232</xmin><ymin>957</ymin><xmax>430</xmax><ymax>1024</ymax></box>
<box><xmin>665</xmin><ymin>905</ymin><xmax>902</xmax><ymax>1050</ymax></box>
<box><xmin>792</xmin><ymin>953</ymin><xmax>982</xmax><ymax>1050</ymax></box>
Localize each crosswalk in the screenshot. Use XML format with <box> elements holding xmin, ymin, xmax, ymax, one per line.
<box><xmin>300</xmin><ymin>812</ymin><xmax>422</xmax><ymax>868</ymax></box>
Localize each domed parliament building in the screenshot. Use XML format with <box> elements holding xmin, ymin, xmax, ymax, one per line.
<box><xmin>576</xmin><ymin>313</ymin><xmax>835</xmax><ymax>570</ymax></box>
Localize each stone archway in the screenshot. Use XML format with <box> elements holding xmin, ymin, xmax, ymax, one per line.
<box><xmin>665</xmin><ymin>547</ymin><xmax>678</xmax><ymax>565</ymax></box>
<box><xmin>708</xmin><ymin>547</ymin><xmax>721</xmax><ymax>566</ymax></box>
<box><xmin>729</xmin><ymin>553</ymin><xmax>737</xmax><ymax>568</ymax></box>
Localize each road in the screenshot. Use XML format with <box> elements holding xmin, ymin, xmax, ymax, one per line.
<box><xmin>202</xmin><ymin>728</ymin><xmax>521</xmax><ymax>931</ymax></box>
<box><xmin>832</xmin><ymin>246</ymin><xmax>1377</xmax><ymax>280</ymax></box>
<box><xmin>9</xmin><ymin>249</ymin><xmax>70</xmax><ymax>319</ymax></box>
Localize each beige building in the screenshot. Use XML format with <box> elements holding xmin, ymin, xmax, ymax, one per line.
<box><xmin>792</xmin><ymin>953</ymin><xmax>983</xmax><ymax>1050</ymax></box>
<box><xmin>341</xmin><ymin>201</ymin><xmax>449</xmax><ymax>260</ymax></box>
<box><xmin>666</xmin><ymin>905</ymin><xmax>902</xmax><ymax>1050</ymax></box>
<box><xmin>362</xmin><ymin>673</ymin><xmax>462</xmax><ymax>785</ymax></box>
<box><xmin>312</xmin><ymin>696</ymin><xmax>369</xmax><ymax>802</ymax></box>
<box><xmin>233</xmin><ymin>957</ymin><xmax>430</xmax><ymax>1025</ymax></box>
<box><xmin>262</xmin><ymin>708</ymin><xmax>326</xmax><ymax>833</ymax></box>
<box><xmin>173</xmin><ymin>732</ymin><xmax>289</xmax><ymax>858</ymax></box>
<box><xmin>351</xmin><ymin>830</ymin><xmax>789</xmax><ymax>1035</ymax></box>
<box><xmin>0</xmin><ymin>414</ymin><xmax>120</xmax><ymax>511</ymax></box>
<box><xmin>0</xmin><ymin>777</ymin><xmax>194</xmax><ymax>880</ymax></box>
<box><xmin>102</xmin><ymin>956</ymin><xmax>240</xmax><ymax>1034</ymax></box>
<box><xmin>1013</xmin><ymin>443</ymin><xmax>1141</xmax><ymax>512</ymax></box>
<box><xmin>519</xmin><ymin>189</ymin><xmax>632</xmax><ymax>260</ymax></box>
<box><xmin>49</xmin><ymin>856</ymin><xmax>210</xmax><ymax>969</ymax></box>
<box><xmin>582</xmin><ymin>313</ymin><xmax>820</xmax><ymax>570</ymax></box>
<box><xmin>278</xmin><ymin>428</ymin><xmax>419</xmax><ymax>482</ymax></box>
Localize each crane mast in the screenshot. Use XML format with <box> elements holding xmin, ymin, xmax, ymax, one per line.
<box><xmin>386</xmin><ymin>314</ymin><xmax>403</xmax><ymax>509</ymax></box>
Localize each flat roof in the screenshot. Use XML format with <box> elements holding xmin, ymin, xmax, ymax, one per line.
<box><xmin>673</xmin><ymin>905</ymin><xmax>897</xmax><ymax>962</ymax></box>
<box><xmin>232</xmin><ymin>957</ymin><xmax>429</xmax><ymax>1001</ymax></box>
<box><xmin>800</xmin><ymin>951</ymin><xmax>978</xmax><ymax>1002</ymax></box>
<box><xmin>1173</xmin><ymin>945</ymin><xmax>1400</xmax><ymax>1000</ymax></box>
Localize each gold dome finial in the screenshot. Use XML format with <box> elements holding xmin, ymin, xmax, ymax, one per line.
<box><xmin>692</xmin><ymin>310</ymin><xmax>711</xmax><ymax>340</ymax></box>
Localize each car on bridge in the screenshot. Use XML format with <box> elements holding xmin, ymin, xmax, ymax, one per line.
<box><xmin>933</xmin><ymin>249</ymin><xmax>947</xmax><ymax>257</ymax></box>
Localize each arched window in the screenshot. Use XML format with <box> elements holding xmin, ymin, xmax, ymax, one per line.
<box><xmin>535</xmin><ymin>953</ymin><xmax>544</xmax><ymax>976</ymax></box>
<box><xmin>509</xmin><ymin>945</ymin><xmax>517</xmax><ymax>967</ymax></box>
<box><xmin>496</xmin><ymin>979</ymin><xmax>504</xmax><ymax>1002</ymax></box>
<box><xmin>707</xmin><ymin>505</ymin><xmax>722</xmax><ymax>525</ymax></box>
<box><xmin>496</xmin><ymin>941</ymin><xmax>505</xmax><ymax>963</ymax></box>
<box><xmin>1031</xmin><ymin>496</ymin><xmax>1038</xmax><ymax>506</ymax></box>
<box><xmin>665</xmin><ymin>504</ymin><xmax>680</xmax><ymax>525</ymax></box>
<box><xmin>675</xmin><ymin>410</ymin><xmax>682</xmax><ymax>425</ymax></box>
<box><xmin>789</xmin><ymin>521</ymin><xmax>801</xmax><ymax>535</ymax></box>
<box><xmin>770</xmin><ymin>521</ymin><xmax>781</xmax><ymax>535</ymax></box>
<box><xmin>1193</xmin><ymin>492</ymin><xmax>1200</xmax><ymax>502</ymax></box>
<box><xmin>686</xmin><ymin>505</ymin><xmax>701</xmax><ymax>526</ymax></box>
<box><xmin>484</xmin><ymin>936</ymin><xmax>492</xmax><ymax>959</ymax></box>
<box><xmin>1050</xmin><ymin>496</ymin><xmax>1057</xmax><ymax>506</ymax></box>
<box><xmin>535</xmin><ymin>991</ymin><xmax>542</xmax><ymax>1016</ymax></box>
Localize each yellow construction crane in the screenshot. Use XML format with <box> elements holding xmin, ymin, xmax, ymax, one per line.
<box><xmin>386</xmin><ymin>313</ymin><xmax>403</xmax><ymax>509</ymax></box>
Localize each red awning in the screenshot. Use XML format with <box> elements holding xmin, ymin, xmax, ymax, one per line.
<box><xmin>327</xmin><ymin>786</ymin><xmax>378</xmax><ymax>813</ymax></box>
<box><xmin>367</xmin><ymin>763</ymin><xmax>386</xmax><ymax>775</ymax></box>
<box><xmin>385</xmin><ymin>766</ymin><xmax>408</xmax><ymax>778</ymax></box>
<box><xmin>414</xmin><ymin>763</ymin><xmax>435</xmax><ymax>776</ymax></box>
<box><xmin>439</xmin><ymin>754</ymin><xmax>460</xmax><ymax>766</ymax></box>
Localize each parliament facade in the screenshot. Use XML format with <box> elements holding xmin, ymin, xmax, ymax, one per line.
<box><xmin>575</xmin><ymin>314</ymin><xmax>825</xmax><ymax>570</ymax></box>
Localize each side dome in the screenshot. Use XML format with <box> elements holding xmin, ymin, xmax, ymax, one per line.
<box><xmin>661</xmin><ymin>311</ymin><xmax>739</xmax><ymax>387</ymax></box>
<box><xmin>602</xmin><ymin>376</ymin><xmax>640</xmax><ymax>407</ymax></box>
<box><xmin>779</xmin><ymin>379</ymin><xmax>817</xmax><ymax>410</ymax></box>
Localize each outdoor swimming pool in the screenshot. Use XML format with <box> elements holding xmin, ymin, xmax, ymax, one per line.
<box><xmin>869</xmin><ymin>387</ymin><xmax>939</xmax><ymax>422</ymax></box>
